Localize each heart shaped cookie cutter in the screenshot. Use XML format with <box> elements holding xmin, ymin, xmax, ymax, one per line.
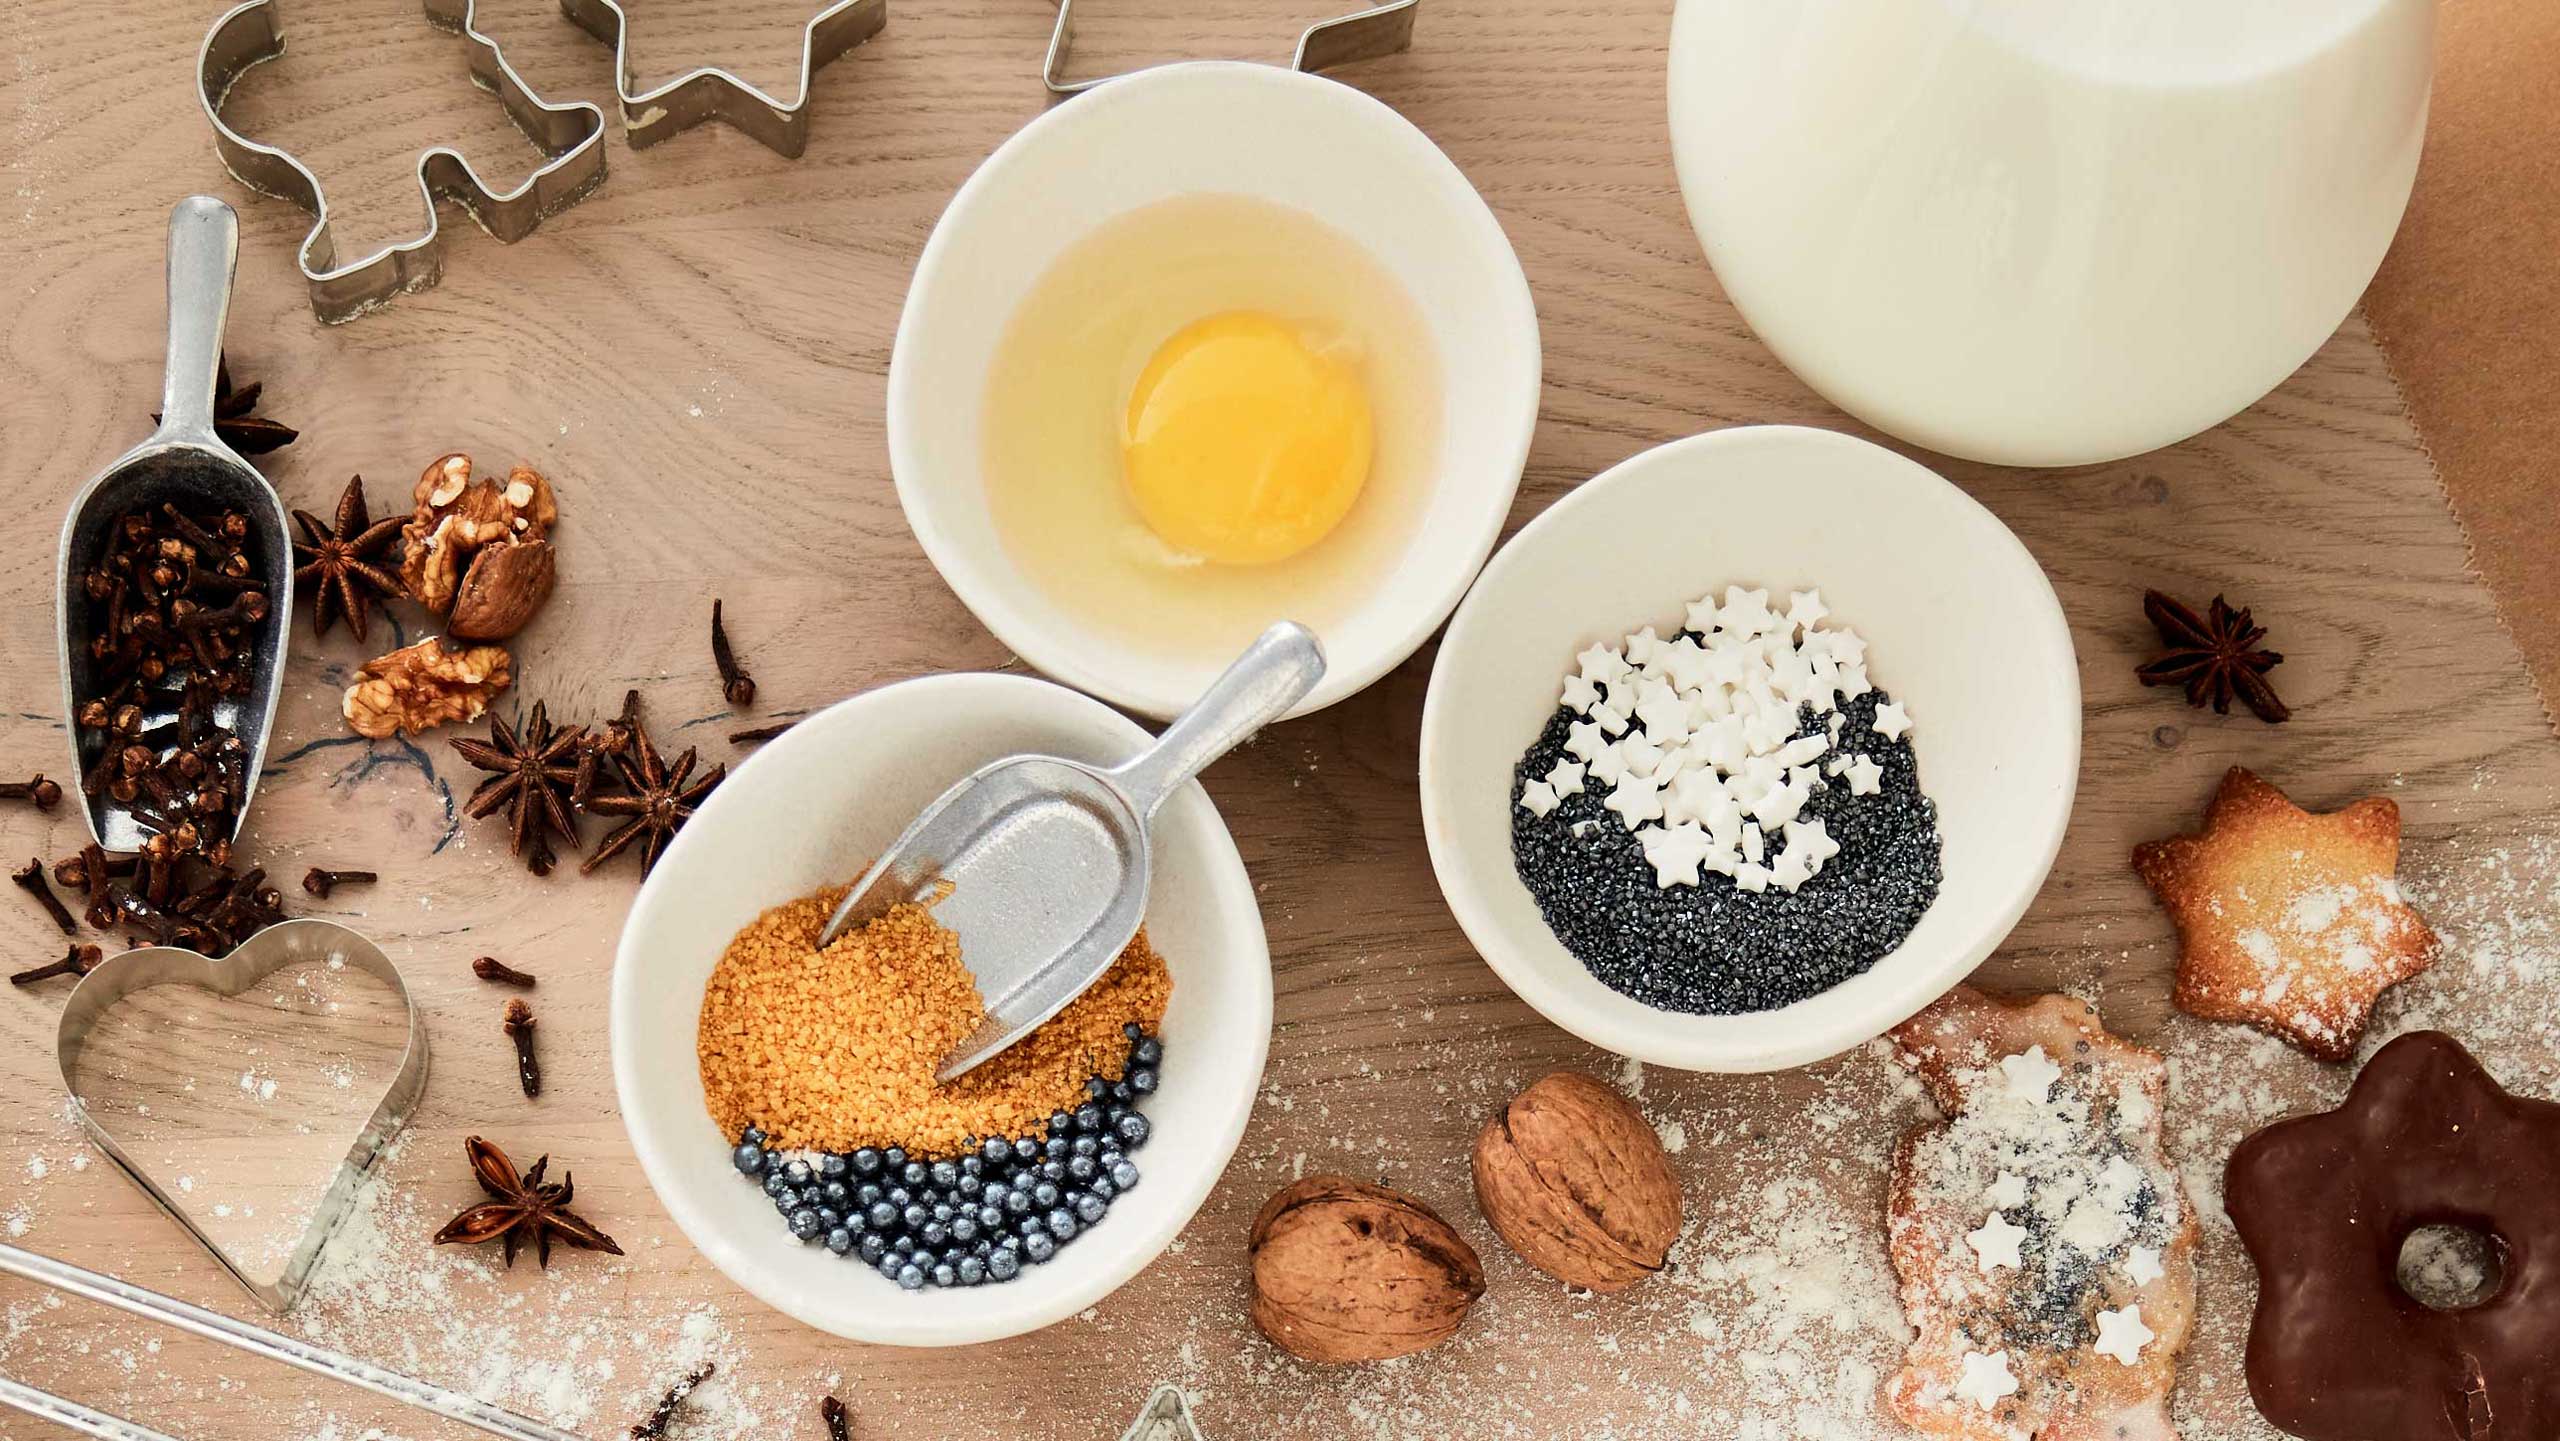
<box><xmin>55</xmin><ymin>918</ymin><xmax>430</xmax><ymax>1314</ymax></box>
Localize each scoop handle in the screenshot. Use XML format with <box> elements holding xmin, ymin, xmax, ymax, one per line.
<box><xmin>156</xmin><ymin>197</ymin><xmax>240</xmax><ymax>445</ymax></box>
<box><xmin>1111</xmin><ymin>622</ymin><xmax>1326</xmax><ymax>820</ymax></box>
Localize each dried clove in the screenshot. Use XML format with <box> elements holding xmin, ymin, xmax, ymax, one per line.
<box><xmin>472</xmin><ymin>955</ymin><xmax>538</xmax><ymax>988</ymax></box>
<box><xmin>11</xmin><ymin>943</ymin><xmax>102</xmax><ymax>987</ymax></box>
<box><xmin>13</xmin><ymin>859</ymin><xmax>77</xmax><ymax>935</ymax></box>
<box><xmin>504</xmin><ymin>998</ymin><xmax>541</xmax><ymax>1098</ymax></box>
<box><xmin>728</xmin><ymin>720</ymin><xmax>796</xmax><ymax>746</ymax></box>
<box><xmin>632</xmin><ymin>1363</ymin><xmax>715</xmax><ymax>1440</ymax></box>
<box><xmin>821</xmin><ymin>1395</ymin><xmax>851</xmax><ymax>1441</ymax></box>
<box><xmin>301</xmin><ymin>866</ymin><xmax>377</xmax><ymax>898</ymax></box>
<box><xmin>710</xmin><ymin>599</ymin><xmax>755</xmax><ymax>708</ymax></box>
<box><xmin>0</xmin><ymin>776</ymin><xmax>62</xmax><ymax>810</ymax></box>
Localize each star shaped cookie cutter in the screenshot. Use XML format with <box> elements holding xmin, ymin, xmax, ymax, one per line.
<box><xmin>198</xmin><ymin>0</ymin><xmax>609</xmax><ymax>325</ymax></box>
<box><xmin>1042</xmin><ymin>0</ymin><xmax>1419</xmax><ymax>95</ymax></box>
<box><xmin>558</xmin><ymin>0</ymin><xmax>889</xmax><ymax>157</ymax></box>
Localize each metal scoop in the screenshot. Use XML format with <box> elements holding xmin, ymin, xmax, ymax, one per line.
<box><xmin>55</xmin><ymin>197</ymin><xmax>294</xmax><ymax>850</ymax></box>
<box><xmin>818</xmin><ymin>622</ymin><xmax>1325</xmax><ymax>1080</ymax></box>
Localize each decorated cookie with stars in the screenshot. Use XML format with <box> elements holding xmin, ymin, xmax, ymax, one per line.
<box><xmin>2134</xmin><ymin>767</ymin><xmax>2437</xmax><ymax>1060</ymax></box>
<box><xmin>1881</xmin><ymin>987</ymin><xmax>2197</xmax><ymax>1441</ymax></box>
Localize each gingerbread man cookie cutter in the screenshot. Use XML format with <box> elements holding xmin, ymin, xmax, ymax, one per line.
<box><xmin>197</xmin><ymin>0</ymin><xmax>609</xmax><ymax>324</ymax></box>
<box><xmin>558</xmin><ymin>0</ymin><xmax>889</xmax><ymax>157</ymax></box>
<box><xmin>1041</xmin><ymin>0</ymin><xmax>1420</xmax><ymax>95</ymax></box>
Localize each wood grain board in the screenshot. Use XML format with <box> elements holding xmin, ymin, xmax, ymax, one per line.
<box><xmin>3</xmin><ymin>1</ymin><xmax>2557</xmax><ymax>1438</ymax></box>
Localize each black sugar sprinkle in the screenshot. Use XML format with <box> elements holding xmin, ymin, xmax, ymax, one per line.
<box><xmin>1510</xmin><ymin>687</ymin><xmax>1942</xmax><ymax>1014</ymax></box>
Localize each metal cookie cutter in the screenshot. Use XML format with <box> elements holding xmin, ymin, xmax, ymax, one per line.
<box><xmin>1120</xmin><ymin>1385</ymin><xmax>1211</xmax><ymax>1441</ymax></box>
<box><xmin>1042</xmin><ymin>0</ymin><xmax>1419</xmax><ymax>95</ymax></box>
<box><xmin>559</xmin><ymin>0</ymin><xmax>888</xmax><ymax>158</ymax></box>
<box><xmin>55</xmin><ymin>919</ymin><xmax>429</xmax><ymax>1314</ymax></box>
<box><xmin>198</xmin><ymin>0</ymin><xmax>608</xmax><ymax>323</ymax></box>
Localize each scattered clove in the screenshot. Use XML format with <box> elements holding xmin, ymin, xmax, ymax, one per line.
<box><xmin>821</xmin><ymin>1394</ymin><xmax>851</xmax><ymax>1441</ymax></box>
<box><xmin>301</xmin><ymin>866</ymin><xmax>377</xmax><ymax>899</ymax></box>
<box><xmin>504</xmin><ymin>997</ymin><xmax>541</xmax><ymax>1098</ymax></box>
<box><xmin>0</xmin><ymin>776</ymin><xmax>62</xmax><ymax>810</ymax></box>
<box><xmin>11</xmin><ymin>943</ymin><xmax>102</xmax><ymax>987</ymax></box>
<box><xmin>710</xmin><ymin>599</ymin><xmax>755</xmax><ymax>708</ymax></box>
<box><xmin>473</xmin><ymin>955</ymin><xmax>538</xmax><ymax>988</ymax></box>
<box><xmin>632</xmin><ymin>1363</ymin><xmax>716</xmax><ymax>1440</ymax></box>
<box><xmin>728</xmin><ymin>720</ymin><xmax>796</xmax><ymax>746</ymax></box>
<box><xmin>13</xmin><ymin>859</ymin><xmax>77</xmax><ymax>935</ymax></box>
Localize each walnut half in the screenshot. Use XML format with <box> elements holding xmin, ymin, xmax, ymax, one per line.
<box><xmin>402</xmin><ymin>453</ymin><xmax>561</xmax><ymax>632</ymax></box>
<box><xmin>343</xmin><ymin>639</ymin><xmax>513</xmax><ymax>739</ymax></box>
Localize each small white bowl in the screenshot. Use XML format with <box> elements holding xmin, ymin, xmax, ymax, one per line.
<box><xmin>888</xmin><ymin>62</ymin><xmax>1541</xmax><ymax>720</ymax></box>
<box><xmin>1419</xmin><ymin>426</ymin><xmax>2079</xmax><ymax>1072</ymax></box>
<box><xmin>611</xmin><ymin>674</ymin><xmax>1272</xmax><ymax>1346</ymax></box>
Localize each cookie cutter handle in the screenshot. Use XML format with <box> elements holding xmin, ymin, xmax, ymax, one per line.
<box><xmin>154</xmin><ymin>197</ymin><xmax>239</xmax><ymax>448</ymax></box>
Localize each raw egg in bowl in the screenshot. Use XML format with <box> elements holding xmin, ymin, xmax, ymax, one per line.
<box><xmin>890</xmin><ymin>62</ymin><xmax>1541</xmax><ymax>719</ymax></box>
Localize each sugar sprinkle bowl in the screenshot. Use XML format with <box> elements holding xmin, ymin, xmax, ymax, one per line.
<box><xmin>1420</xmin><ymin>426</ymin><xmax>2080</xmax><ymax>1072</ymax></box>
<box><xmin>612</xmin><ymin>673</ymin><xmax>1271</xmax><ymax>1346</ymax></box>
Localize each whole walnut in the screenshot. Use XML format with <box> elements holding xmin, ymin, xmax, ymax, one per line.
<box><xmin>1247</xmin><ymin>1175</ymin><xmax>1483</xmax><ymax>1363</ymax></box>
<box><xmin>402</xmin><ymin>453</ymin><xmax>560</xmax><ymax>635</ymax></box>
<box><xmin>1471</xmin><ymin>1071</ymin><xmax>1682</xmax><ymax>1293</ymax></box>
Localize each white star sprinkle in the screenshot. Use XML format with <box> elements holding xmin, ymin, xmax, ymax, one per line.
<box><xmin>1564</xmin><ymin>720</ymin><xmax>1611</xmax><ymax>766</ymax></box>
<box><xmin>1966</xmin><ymin>1211</ymin><xmax>2027</xmax><ymax>1273</ymax></box>
<box><xmin>1785</xmin><ymin>589</ymin><xmax>1828</xmax><ymax>633</ymax></box>
<box><xmin>1640</xmin><ymin>823</ymin><xmax>1715</xmax><ymax>887</ymax></box>
<box><xmin>1844</xmin><ymin>755</ymin><xmax>1884</xmax><ymax>796</ymax></box>
<box><xmin>2000</xmin><ymin>1045</ymin><xmax>2063</xmax><ymax>1103</ymax></box>
<box><xmin>2124</xmin><ymin>1246</ymin><xmax>2164</xmax><ymax>1286</ymax></box>
<box><xmin>1576</xmin><ymin>643</ymin><xmax>1630</xmax><ymax>691</ymax></box>
<box><xmin>1871</xmin><ymin>700</ymin><xmax>1910</xmax><ymax>741</ymax></box>
<box><xmin>2094</xmin><ymin>1306</ymin><xmax>2154</xmax><ymax>1365</ymax></box>
<box><xmin>1732</xmin><ymin>861</ymin><xmax>1772</xmax><ymax>893</ymax></box>
<box><xmin>1986</xmin><ymin>1172</ymin><xmax>2028</xmax><ymax>1210</ymax></box>
<box><xmin>1560</xmin><ymin>673</ymin><xmax>1601</xmax><ymax>713</ymax></box>
<box><xmin>1953</xmin><ymin>1350</ymin><xmax>2018</xmax><ymax>1411</ymax></box>
<box><xmin>1519</xmin><ymin>780</ymin><xmax>1559</xmax><ymax>817</ymax></box>
<box><xmin>1544</xmin><ymin>760</ymin><xmax>1586</xmax><ymax>798</ymax></box>
<box><xmin>1625</xmin><ymin>626</ymin><xmax>1667</xmax><ymax>668</ymax></box>
<box><xmin>1605</xmin><ymin>775</ymin><xmax>1665</xmax><ymax>828</ymax></box>
<box><xmin>1590</xmin><ymin>700</ymin><xmax>1630</xmax><ymax>737</ymax></box>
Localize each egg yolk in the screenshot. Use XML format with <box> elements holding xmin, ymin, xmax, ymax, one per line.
<box><xmin>1120</xmin><ymin>312</ymin><xmax>1374</xmax><ymax>566</ymax></box>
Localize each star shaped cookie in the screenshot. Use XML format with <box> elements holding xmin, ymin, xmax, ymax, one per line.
<box><xmin>2134</xmin><ymin>768</ymin><xmax>2437</xmax><ymax>1060</ymax></box>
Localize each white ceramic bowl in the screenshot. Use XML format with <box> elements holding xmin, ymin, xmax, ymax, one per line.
<box><xmin>611</xmin><ymin>674</ymin><xmax>1272</xmax><ymax>1345</ymax></box>
<box><xmin>1419</xmin><ymin>426</ymin><xmax>2079</xmax><ymax>1071</ymax></box>
<box><xmin>888</xmin><ymin>62</ymin><xmax>1541</xmax><ymax>721</ymax></box>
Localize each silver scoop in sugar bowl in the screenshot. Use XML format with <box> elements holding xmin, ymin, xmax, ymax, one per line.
<box><xmin>55</xmin><ymin>197</ymin><xmax>294</xmax><ymax>854</ymax></box>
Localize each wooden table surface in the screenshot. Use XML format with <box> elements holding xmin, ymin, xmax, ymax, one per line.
<box><xmin>4</xmin><ymin>2</ymin><xmax>2557</xmax><ymax>1438</ymax></box>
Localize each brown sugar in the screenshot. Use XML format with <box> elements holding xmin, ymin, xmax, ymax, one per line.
<box><xmin>696</xmin><ymin>886</ymin><xmax>1172</xmax><ymax>1156</ymax></box>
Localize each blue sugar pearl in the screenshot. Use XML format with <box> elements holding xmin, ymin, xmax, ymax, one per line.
<box><xmin>1023</xmin><ymin>1232</ymin><xmax>1057</xmax><ymax>1264</ymax></box>
<box><xmin>883</xmin><ymin>1147</ymin><xmax>908</xmax><ymax>1168</ymax></box>
<box><xmin>742</xmin><ymin>1124</ymin><xmax>768</xmax><ymax>1147</ymax></box>
<box><xmin>920</xmin><ymin>1221</ymin><xmax>950</xmax><ymax>1247</ymax></box>
<box><xmin>1067</xmin><ymin>1155</ymin><xmax>1097</xmax><ymax>1183</ymax></box>
<box><xmin>818</xmin><ymin>1206</ymin><xmax>844</xmax><ymax>1227</ymax></box>
<box><xmin>762</xmin><ymin>1171</ymin><xmax>791</xmax><ymax>1197</ymax></box>
<box><xmin>988</xmin><ymin>1248</ymin><xmax>1020</xmax><ymax>1282</ymax></box>
<box><xmin>1132</xmin><ymin>1036</ymin><xmax>1162</xmax><ymax>1066</ymax></box>
<box><xmin>932</xmin><ymin>1262</ymin><xmax>958</xmax><ymax>1289</ymax></box>
<box><xmin>902</xmin><ymin>1204</ymin><xmax>931</xmax><ymax>1231</ymax></box>
<box><xmin>929</xmin><ymin>1160</ymin><xmax>959</xmax><ymax>1188</ymax></box>
<box><xmin>898</xmin><ymin>1162</ymin><xmax>926</xmax><ymax>1187</ymax></box>
<box><xmin>851</xmin><ymin>1148</ymin><xmax>883</xmax><ymax>1176</ymax></box>
<box><xmin>982</xmin><ymin>1137</ymin><xmax>1013</xmax><ymax>1166</ymax></box>
<box><xmin>1039</xmin><ymin>1160</ymin><xmax>1068</xmax><ymax>1184</ymax></box>
<box><xmin>1031</xmin><ymin>1181</ymin><xmax>1061</xmax><ymax>1208</ymax></box>
<box><xmin>857</xmin><ymin>1182</ymin><xmax>884</xmax><ymax>1204</ymax></box>
<box><xmin>1116</xmin><ymin>1113</ymin><xmax>1151</xmax><ymax>1148</ymax></box>
<box><xmin>825</xmin><ymin>1228</ymin><xmax>854</xmax><ymax>1255</ymax></box>
<box><xmin>1002</xmin><ymin>1188</ymin><xmax>1033</xmax><ymax>1216</ymax></box>
<box><xmin>1074</xmin><ymin>1193</ymin><xmax>1107</xmax><ymax>1224</ymax></box>
<box><xmin>732</xmin><ymin>1143</ymin><xmax>767</xmax><ymax>1175</ymax></box>
<box><xmin>782</xmin><ymin>1160</ymin><xmax>813</xmax><ymax>1186</ymax></box>
<box><xmin>895</xmin><ymin>1264</ymin><xmax>925</xmax><ymax>1291</ymax></box>
<box><xmin>957</xmin><ymin>1174</ymin><xmax>983</xmax><ymax>1198</ymax></box>
<box><xmin>886</xmin><ymin>1186</ymin><xmax>912</xmax><ymax>1208</ymax></box>
<box><xmin>1110</xmin><ymin>1082</ymin><xmax>1133</xmax><ymax>1104</ymax></box>
<box><xmin>1123</xmin><ymin>1022</ymin><xmax>1144</xmax><ymax>1041</ymax></box>
<box><xmin>818</xmin><ymin>1154</ymin><xmax>850</xmax><ymax>1180</ymax></box>
<box><xmin>1090</xmin><ymin>1175</ymin><xmax>1117</xmax><ymax>1201</ymax></box>
<box><xmin>951</xmin><ymin>1217</ymin><xmax>980</xmax><ymax>1244</ymax></box>
<box><xmin>932</xmin><ymin>1202</ymin><xmax>956</xmax><ymax>1223</ymax></box>
<box><xmin>1071</xmin><ymin>1136</ymin><xmax>1100</xmax><ymax>1158</ymax></box>
<box><xmin>958</xmin><ymin>1256</ymin><xmax>986</xmax><ymax>1286</ymax></box>
<box><xmin>821</xmin><ymin>1181</ymin><xmax>850</xmax><ymax>1205</ymax></box>
<box><xmin>789</xmin><ymin>1209</ymin><xmax>822</xmax><ymax>1241</ymax></box>
<box><xmin>1044</xmin><ymin>1137</ymin><xmax>1070</xmax><ymax>1160</ymax></box>
<box><xmin>1011</xmin><ymin>1137</ymin><xmax>1039</xmax><ymax>1163</ymax></box>
<box><xmin>1106</xmin><ymin>1103</ymin><xmax>1131</xmax><ymax>1126</ymax></box>
<box><xmin>865</xmin><ymin>1201</ymin><xmax>899</xmax><ymax>1231</ymax></box>
<box><xmin>1043</xmin><ymin>1209</ymin><xmax>1078</xmax><ymax>1241</ymax></box>
<box><xmin>1110</xmin><ymin>1160</ymin><xmax>1140</xmax><ymax>1190</ymax></box>
<box><xmin>858</xmin><ymin>1233</ymin><xmax>887</xmax><ymax>1264</ymax></box>
<box><xmin>1087</xmin><ymin>1078</ymin><xmax>1109</xmax><ymax>1101</ymax></box>
<box><xmin>1074</xmin><ymin>1104</ymin><xmax>1106</xmax><ymax>1134</ymax></box>
<box><xmin>979</xmin><ymin>1204</ymin><xmax>1003</xmax><ymax>1229</ymax></box>
<box><xmin>1128</xmin><ymin>1067</ymin><xmax>1157</xmax><ymax>1095</ymax></box>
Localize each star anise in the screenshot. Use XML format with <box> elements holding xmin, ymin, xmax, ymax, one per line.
<box><xmin>431</xmin><ymin>1135</ymin><xmax>622</xmax><ymax>1269</ymax></box>
<box><xmin>292</xmin><ymin>476</ymin><xmax>405</xmax><ymax>640</ymax></box>
<box><xmin>2138</xmin><ymin>589</ymin><xmax>2290</xmax><ymax>723</ymax></box>
<box><xmin>580</xmin><ymin>705</ymin><xmax>724</xmax><ymax>878</ymax></box>
<box><xmin>153</xmin><ymin>355</ymin><xmax>299</xmax><ymax>455</ymax></box>
<box><xmin>453</xmin><ymin>702</ymin><xmax>585</xmax><ymax>876</ymax></box>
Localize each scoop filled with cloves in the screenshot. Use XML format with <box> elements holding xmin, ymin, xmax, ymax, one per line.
<box><xmin>56</xmin><ymin>197</ymin><xmax>293</xmax><ymax>857</ymax></box>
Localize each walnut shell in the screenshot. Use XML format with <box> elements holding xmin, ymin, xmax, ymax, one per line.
<box><xmin>448</xmin><ymin>538</ymin><xmax>557</xmax><ymax>641</ymax></box>
<box><xmin>1471</xmin><ymin>1071</ymin><xmax>1681</xmax><ymax>1293</ymax></box>
<box><xmin>1247</xmin><ymin>1175</ymin><xmax>1483</xmax><ymax>1363</ymax></box>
